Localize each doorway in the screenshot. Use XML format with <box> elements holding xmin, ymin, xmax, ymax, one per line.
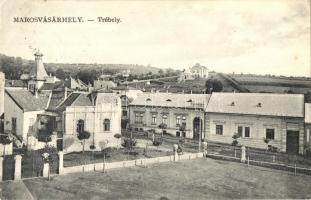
<box><xmin>286</xmin><ymin>131</ymin><xmax>299</xmax><ymax>154</ymax></box>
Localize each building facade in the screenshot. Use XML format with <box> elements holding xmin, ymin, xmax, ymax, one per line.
<box><xmin>305</xmin><ymin>103</ymin><xmax>311</xmax><ymax>153</ymax></box>
<box><xmin>205</xmin><ymin>93</ymin><xmax>305</xmax><ymax>154</ymax></box>
<box><xmin>56</xmin><ymin>92</ymin><xmax>122</xmax><ymax>153</ymax></box>
<box><xmin>128</xmin><ymin>93</ymin><xmax>210</xmax><ymax>139</ymax></box>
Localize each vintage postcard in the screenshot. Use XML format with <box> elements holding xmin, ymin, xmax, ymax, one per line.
<box><xmin>0</xmin><ymin>0</ymin><xmax>310</xmax><ymax>199</ymax></box>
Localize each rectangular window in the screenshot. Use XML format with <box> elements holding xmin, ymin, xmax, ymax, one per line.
<box><xmin>237</xmin><ymin>126</ymin><xmax>243</xmax><ymax>137</ymax></box>
<box><xmin>135</xmin><ymin>113</ymin><xmax>144</xmax><ymax>123</ymax></box>
<box><xmin>176</xmin><ymin>116</ymin><xmax>181</xmax><ymax>126</ymax></box>
<box><xmin>244</xmin><ymin>127</ymin><xmax>250</xmax><ymax>138</ymax></box>
<box><xmin>266</xmin><ymin>128</ymin><xmax>275</xmax><ymax>140</ymax></box>
<box><xmin>152</xmin><ymin>114</ymin><xmax>157</xmax><ymax>124</ymax></box>
<box><xmin>12</xmin><ymin>117</ymin><xmax>17</xmax><ymax>134</ymax></box>
<box><xmin>104</xmin><ymin>119</ymin><xmax>110</xmax><ymax>131</ymax></box>
<box><xmin>216</xmin><ymin>125</ymin><xmax>223</xmax><ymax>135</ymax></box>
<box><xmin>122</xmin><ymin>110</ymin><xmax>127</xmax><ymax>117</ymax></box>
<box><xmin>29</xmin><ymin>118</ymin><xmax>34</xmax><ymax>131</ymax></box>
<box><xmin>162</xmin><ymin>115</ymin><xmax>168</xmax><ymax>125</ymax></box>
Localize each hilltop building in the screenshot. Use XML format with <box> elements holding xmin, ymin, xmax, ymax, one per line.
<box><xmin>178</xmin><ymin>63</ymin><xmax>208</xmax><ymax>82</ymax></box>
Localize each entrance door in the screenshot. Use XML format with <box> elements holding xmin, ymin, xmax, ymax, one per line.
<box><xmin>286</xmin><ymin>131</ymin><xmax>299</xmax><ymax>154</ymax></box>
<box><xmin>193</xmin><ymin>117</ymin><xmax>202</xmax><ymax>140</ymax></box>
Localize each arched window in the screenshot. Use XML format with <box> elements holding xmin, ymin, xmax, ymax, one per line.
<box><xmin>104</xmin><ymin>119</ymin><xmax>110</xmax><ymax>131</ymax></box>
<box><xmin>77</xmin><ymin>119</ymin><xmax>84</xmax><ymax>133</ymax></box>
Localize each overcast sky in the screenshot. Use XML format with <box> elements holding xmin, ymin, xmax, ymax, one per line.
<box><xmin>0</xmin><ymin>0</ymin><xmax>310</xmax><ymax>77</ymax></box>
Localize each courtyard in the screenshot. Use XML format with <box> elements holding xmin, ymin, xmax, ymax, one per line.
<box><xmin>1</xmin><ymin>158</ymin><xmax>310</xmax><ymax>199</ymax></box>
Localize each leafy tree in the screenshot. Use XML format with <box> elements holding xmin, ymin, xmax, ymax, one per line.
<box><xmin>76</xmin><ymin>69</ymin><xmax>97</xmax><ymax>85</ymax></box>
<box><xmin>77</xmin><ymin>131</ymin><xmax>91</xmax><ymax>153</ymax></box>
<box><xmin>0</xmin><ymin>134</ymin><xmax>12</xmax><ymax>156</ymax></box>
<box><xmin>55</xmin><ymin>68</ymin><xmax>66</xmax><ymax>80</ymax></box>
<box><xmin>205</xmin><ymin>79</ymin><xmax>223</xmax><ymax>93</ymax></box>
<box><xmin>37</xmin><ymin>115</ymin><xmax>54</xmax><ymax>144</ymax></box>
<box><xmin>232</xmin><ymin>134</ymin><xmax>240</xmax><ymax>146</ymax></box>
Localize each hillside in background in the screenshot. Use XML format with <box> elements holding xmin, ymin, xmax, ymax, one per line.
<box><xmin>0</xmin><ymin>53</ymin><xmax>164</xmax><ymax>80</ymax></box>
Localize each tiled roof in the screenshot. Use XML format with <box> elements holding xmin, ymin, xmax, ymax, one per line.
<box><xmin>206</xmin><ymin>92</ymin><xmax>304</xmax><ymax>117</ymax></box>
<box><xmin>40</xmin><ymin>81</ymin><xmax>64</xmax><ymax>90</ymax></box>
<box><xmin>111</xmin><ymin>85</ymin><xmax>140</xmax><ymax>91</ymax></box>
<box><xmin>56</xmin><ymin>92</ymin><xmax>93</xmax><ymax>111</ymax></box>
<box><xmin>73</xmin><ymin>93</ymin><xmax>93</xmax><ymax>106</ymax></box>
<box><xmin>5</xmin><ymin>80</ymin><xmax>27</xmax><ymax>88</ymax></box>
<box><xmin>56</xmin><ymin>93</ymin><xmax>81</xmax><ymax>112</ymax></box>
<box><xmin>40</xmin><ymin>77</ymin><xmax>88</xmax><ymax>91</ymax></box>
<box><xmin>47</xmin><ymin>90</ymin><xmax>71</xmax><ymax>111</ymax></box>
<box><xmin>95</xmin><ymin>93</ymin><xmax>119</xmax><ymax>106</ymax></box>
<box><xmin>130</xmin><ymin>92</ymin><xmax>210</xmax><ymax>109</ymax></box>
<box><xmin>5</xmin><ymin>89</ymin><xmax>50</xmax><ymax>111</ymax></box>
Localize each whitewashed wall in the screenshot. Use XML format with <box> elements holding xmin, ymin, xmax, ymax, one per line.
<box><xmin>63</xmin><ymin>100</ymin><xmax>122</xmax><ymax>153</ymax></box>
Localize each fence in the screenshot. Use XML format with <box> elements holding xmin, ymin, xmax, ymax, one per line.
<box><xmin>61</xmin><ymin>152</ymin><xmax>203</xmax><ymax>175</ymax></box>
<box><xmin>207</xmin><ymin>148</ymin><xmax>311</xmax><ymax>176</ymax></box>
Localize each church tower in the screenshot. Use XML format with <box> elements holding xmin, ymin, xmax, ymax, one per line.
<box><xmin>34</xmin><ymin>51</ymin><xmax>48</xmax><ymax>81</ymax></box>
<box><xmin>28</xmin><ymin>50</ymin><xmax>48</xmax><ymax>93</ymax></box>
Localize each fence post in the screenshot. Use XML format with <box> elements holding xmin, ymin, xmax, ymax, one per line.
<box><xmin>247</xmin><ymin>156</ymin><xmax>249</xmax><ymax>167</ymax></box>
<box><xmin>43</xmin><ymin>162</ymin><xmax>50</xmax><ymax>178</ymax></box>
<box><xmin>294</xmin><ymin>164</ymin><xmax>297</xmax><ymax>176</ymax></box>
<box><xmin>173</xmin><ymin>144</ymin><xmax>178</xmax><ymax>161</ymax></box>
<box><xmin>241</xmin><ymin>145</ymin><xmax>246</xmax><ymax>163</ymax></box>
<box><xmin>14</xmin><ymin>155</ymin><xmax>22</xmax><ymax>181</ymax></box>
<box><xmin>58</xmin><ymin>151</ymin><xmax>64</xmax><ymax>175</ymax></box>
<box><xmin>234</xmin><ymin>149</ymin><xmax>237</xmax><ymax>158</ymax></box>
<box><xmin>272</xmin><ymin>155</ymin><xmax>275</xmax><ymax>163</ymax></box>
<box><xmin>202</xmin><ymin>141</ymin><xmax>207</xmax><ymax>157</ymax></box>
<box><xmin>0</xmin><ymin>157</ymin><xmax>3</xmax><ymax>181</ymax></box>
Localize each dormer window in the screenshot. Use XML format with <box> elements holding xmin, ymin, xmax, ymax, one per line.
<box><xmin>166</xmin><ymin>99</ymin><xmax>172</xmax><ymax>102</ymax></box>
<box><xmin>257</xmin><ymin>103</ymin><xmax>262</xmax><ymax>107</ymax></box>
<box><xmin>230</xmin><ymin>102</ymin><xmax>235</xmax><ymax>106</ymax></box>
<box><xmin>187</xmin><ymin>99</ymin><xmax>192</xmax><ymax>102</ymax></box>
<box><xmin>146</xmin><ymin>98</ymin><xmax>151</xmax><ymax>101</ymax></box>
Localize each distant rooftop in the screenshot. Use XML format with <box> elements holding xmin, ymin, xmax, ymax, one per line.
<box><xmin>206</xmin><ymin>92</ymin><xmax>304</xmax><ymax>118</ymax></box>
<box><xmin>130</xmin><ymin>92</ymin><xmax>210</xmax><ymax>109</ymax></box>
<box><xmin>5</xmin><ymin>89</ymin><xmax>50</xmax><ymax>112</ymax></box>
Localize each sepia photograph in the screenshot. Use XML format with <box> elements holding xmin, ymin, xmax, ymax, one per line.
<box><xmin>0</xmin><ymin>0</ymin><xmax>310</xmax><ymax>199</ymax></box>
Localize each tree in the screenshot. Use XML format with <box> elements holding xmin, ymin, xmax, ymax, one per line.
<box><xmin>0</xmin><ymin>134</ymin><xmax>12</xmax><ymax>156</ymax></box>
<box><xmin>37</xmin><ymin>115</ymin><xmax>54</xmax><ymax>144</ymax></box>
<box><xmin>77</xmin><ymin>131</ymin><xmax>91</xmax><ymax>153</ymax></box>
<box><xmin>55</xmin><ymin>68</ymin><xmax>66</xmax><ymax>80</ymax></box>
<box><xmin>158</xmin><ymin>69</ymin><xmax>164</xmax><ymax>77</ymax></box>
<box><xmin>205</xmin><ymin>79</ymin><xmax>223</xmax><ymax>93</ymax></box>
<box><xmin>232</xmin><ymin>133</ymin><xmax>240</xmax><ymax>146</ymax></box>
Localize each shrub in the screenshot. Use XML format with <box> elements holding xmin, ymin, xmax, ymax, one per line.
<box><xmin>90</xmin><ymin>144</ymin><xmax>96</xmax><ymax>150</ymax></box>
<box><xmin>122</xmin><ymin>138</ymin><xmax>137</xmax><ymax>148</ymax></box>
<box><xmin>77</xmin><ymin>131</ymin><xmax>91</xmax><ymax>153</ymax></box>
<box><xmin>114</xmin><ymin>134</ymin><xmax>121</xmax><ymax>139</ymax></box>
<box><xmin>102</xmin><ymin>147</ymin><xmax>115</xmax><ymax>158</ymax></box>
<box><xmin>231</xmin><ymin>140</ymin><xmax>238</xmax><ymax>146</ymax></box>
<box><xmin>158</xmin><ymin>123</ymin><xmax>167</xmax><ymax>129</ymax></box>
<box><xmin>153</xmin><ymin>139</ymin><xmax>162</xmax><ymax>146</ymax></box>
